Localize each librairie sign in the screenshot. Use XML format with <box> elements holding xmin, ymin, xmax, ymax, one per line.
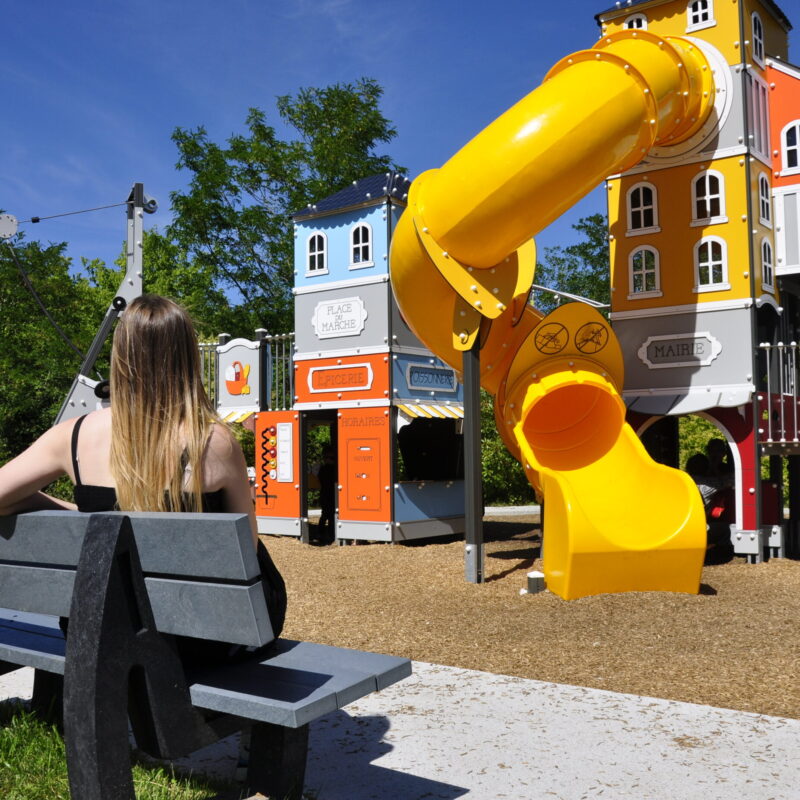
<box><xmin>312</xmin><ymin>296</ymin><xmax>368</xmax><ymax>339</ymax></box>
<box><xmin>638</xmin><ymin>332</ymin><xmax>722</xmax><ymax>369</ymax></box>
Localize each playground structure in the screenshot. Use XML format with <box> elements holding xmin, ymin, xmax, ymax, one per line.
<box><xmin>5</xmin><ymin>1</ymin><xmax>796</xmax><ymax>601</ymax></box>
<box><xmin>246</xmin><ymin>174</ymin><xmax>468</xmax><ymax>543</ymax></box>
<box><xmin>390</xmin><ymin>23</ymin><xmax>719</xmax><ymax>599</ymax></box>
<box><xmin>249</xmin><ymin>0</ymin><xmax>800</xmax><ymax>599</ymax></box>
<box><xmin>601</xmin><ymin>0</ymin><xmax>799</xmax><ymax>567</ymax></box>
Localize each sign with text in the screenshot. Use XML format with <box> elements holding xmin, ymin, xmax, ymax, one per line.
<box><xmin>308</xmin><ymin>363</ymin><xmax>374</xmax><ymax>393</ymax></box>
<box><xmin>311</xmin><ymin>296</ymin><xmax>368</xmax><ymax>339</ymax></box>
<box><xmin>638</xmin><ymin>332</ymin><xmax>722</xmax><ymax>370</ymax></box>
<box><xmin>406</xmin><ymin>363</ymin><xmax>457</xmax><ymax>393</ymax></box>
<box><xmin>338</xmin><ymin>408</ymin><xmax>390</xmax><ymax>522</ymax></box>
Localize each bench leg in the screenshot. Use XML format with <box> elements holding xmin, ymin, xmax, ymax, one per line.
<box><xmin>245</xmin><ymin>722</ymin><xmax>309</xmax><ymax>800</ymax></box>
<box><xmin>31</xmin><ymin>670</ymin><xmax>63</xmax><ymax>729</ymax></box>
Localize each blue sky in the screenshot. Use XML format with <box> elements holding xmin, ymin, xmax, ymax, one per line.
<box><xmin>2</xmin><ymin>0</ymin><xmax>797</xmax><ymax>283</ymax></box>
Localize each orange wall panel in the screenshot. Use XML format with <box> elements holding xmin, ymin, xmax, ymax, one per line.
<box><xmin>337</xmin><ymin>408</ymin><xmax>392</xmax><ymax>522</ymax></box>
<box><xmin>295</xmin><ymin>353</ymin><xmax>390</xmax><ymax>405</ymax></box>
<box><xmin>254</xmin><ymin>410</ymin><xmax>301</xmax><ymax>518</ymax></box>
<box><xmin>768</xmin><ymin>62</ymin><xmax>800</xmax><ymax>191</ymax></box>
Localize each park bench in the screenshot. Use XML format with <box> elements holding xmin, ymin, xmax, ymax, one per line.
<box><xmin>0</xmin><ymin>510</ymin><xmax>411</xmax><ymax>800</ymax></box>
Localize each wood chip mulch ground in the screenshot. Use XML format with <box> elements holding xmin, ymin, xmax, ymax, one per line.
<box><xmin>261</xmin><ymin>515</ymin><xmax>800</xmax><ymax>721</ymax></box>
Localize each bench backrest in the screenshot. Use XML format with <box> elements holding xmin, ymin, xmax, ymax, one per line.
<box><xmin>0</xmin><ymin>511</ymin><xmax>273</xmax><ymax>647</ymax></box>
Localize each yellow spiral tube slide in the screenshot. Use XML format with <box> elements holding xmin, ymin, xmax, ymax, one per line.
<box><xmin>390</xmin><ymin>30</ymin><xmax>711</xmax><ymax>599</ymax></box>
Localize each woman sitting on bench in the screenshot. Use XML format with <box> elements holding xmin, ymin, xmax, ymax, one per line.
<box><xmin>0</xmin><ymin>293</ymin><xmax>285</xmax><ymax>655</ymax></box>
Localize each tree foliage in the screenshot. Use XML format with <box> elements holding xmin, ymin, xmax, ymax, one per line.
<box><xmin>480</xmin><ymin>390</ymin><xmax>535</xmax><ymax>506</ymax></box>
<box><xmin>165</xmin><ymin>78</ymin><xmax>402</xmax><ymax>336</ymax></box>
<box><xmin>0</xmin><ymin>240</ymin><xmax>109</xmax><ymax>461</ymax></box>
<box><xmin>533</xmin><ymin>213</ymin><xmax>610</xmax><ymax>316</ymax></box>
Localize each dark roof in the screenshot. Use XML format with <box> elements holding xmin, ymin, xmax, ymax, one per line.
<box><xmin>292</xmin><ymin>172</ymin><xmax>412</xmax><ymax>221</ymax></box>
<box><xmin>594</xmin><ymin>0</ymin><xmax>791</xmax><ymax>31</ymax></box>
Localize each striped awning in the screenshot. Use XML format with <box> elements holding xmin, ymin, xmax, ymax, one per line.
<box><xmin>222</xmin><ymin>410</ymin><xmax>255</xmax><ymax>424</ymax></box>
<box><xmin>397</xmin><ymin>402</ymin><xmax>464</xmax><ymax>420</ymax></box>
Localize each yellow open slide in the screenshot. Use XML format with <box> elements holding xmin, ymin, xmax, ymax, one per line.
<box><xmin>390</xmin><ymin>30</ymin><xmax>710</xmax><ymax>599</ymax></box>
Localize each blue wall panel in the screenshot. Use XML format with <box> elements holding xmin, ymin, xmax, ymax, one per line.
<box><xmin>393</xmin><ymin>354</ymin><xmax>463</xmax><ymax>403</ymax></box>
<box><xmin>394</xmin><ymin>481</ymin><xmax>465</xmax><ymax>522</ymax></box>
<box><xmin>295</xmin><ymin>205</ymin><xmax>388</xmax><ymax>291</ymax></box>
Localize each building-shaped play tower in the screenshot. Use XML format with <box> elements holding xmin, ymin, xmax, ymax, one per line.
<box><xmin>253</xmin><ymin>175</ymin><xmax>467</xmax><ymax>543</ymax></box>
<box><xmin>597</xmin><ymin>0</ymin><xmax>798</xmax><ymax>563</ymax></box>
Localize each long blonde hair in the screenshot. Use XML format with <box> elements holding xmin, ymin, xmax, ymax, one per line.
<box><xmin>109</xmin><ymin>294</ymin><xmax>218</xmax><ymax>512</ymax></box>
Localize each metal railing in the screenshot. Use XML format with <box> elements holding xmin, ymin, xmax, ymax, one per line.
<box><xmin>262</xmin><ymin>332</ymin><xmax>294</xmax><ymax>411</ymax></box>
<box><xmin>198</xmin><ymin>342</ymin><xmax>218</xmax><ymax>407</ymax></box>
<box><xmin>757</xmin><ymin>341</ymin><xmax>800</xmax><ymax>444</ymax></box>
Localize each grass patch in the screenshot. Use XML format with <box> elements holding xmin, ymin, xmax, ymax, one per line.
<box><xmin>0</xmin><ymin>708</ymin><xmax>236</xmax><ymax>800</ymax></box>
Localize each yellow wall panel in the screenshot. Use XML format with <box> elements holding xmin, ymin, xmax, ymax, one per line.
<box><xmin>609</xmin><ymin>155</ymin><xmax>753</xmax><ymax>312</ymax></box>
<box><xmin>599</xmin><ymin>0</ymin><xmax>744</xmax><ymax>66</ymax></box>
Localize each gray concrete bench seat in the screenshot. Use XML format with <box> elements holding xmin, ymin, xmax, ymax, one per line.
<box><xmin>0</xmin><ymin>511</ymin><xmax>411</xmax><ymax>800</ymax></box>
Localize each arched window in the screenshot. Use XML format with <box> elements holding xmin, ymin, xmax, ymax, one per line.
<box><xmin>751</xmin><ymin>13</ymin><xmax>764</xmax><ymax>65</ymax></box>
<box><xmin>627</xmin><ymin>182</ymin><xmax>659</xmax><ymax>234</ymax></box>
<box><xmin>692</xmin><ymin>170</ymin><xmax>726</xmax><ymax>224</ymax></box>
<box><xmin>687</xmin><ymin>0</ymin><xmax>714</xmax><ymax>31</ymax></box>
<box><xmin>350</xmin><ymin>223</ymin><xmax>372</xmax><ymax>267</ymax></box>
<box><xmin>759</xmin><ymin>174</ymin><xmax>771</xmax><ymax>227</ymax></box>
<box><xmin>782</xmin><ymin>121</ymin><xmax>800</xmax><ymax>173</ymax></box>
<box><xmin>624</xmin><ymin>14</ymin><xmax>647</xmax><ymax>30</ymax></box>
<box><xmin>628</xmin><ymin>246</ymin><xmax>661</xmax><ymax>298</ymax></box>
<box><xmin>761</xmin><ymin>238</ymin><xmax>774</xmax><ymax>290</ymax></box>
<box><xmin>694</xmin><ymin>237</ymin><xmax>729</xmax><ymax>291</ymax></box>
<box><xmin>307</xmin><ymin>232</ymin><xmax>327</xmax><ymax>274</ymax></box>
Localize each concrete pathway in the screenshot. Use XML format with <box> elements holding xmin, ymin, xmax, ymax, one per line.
<box><xmin>1</xmin><ymin>662</ymin><xmax>797</xmax><ymax>799</ymax></box>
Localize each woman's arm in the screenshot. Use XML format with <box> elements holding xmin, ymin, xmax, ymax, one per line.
<box><xmin>0</xmin><ymin>421</ymin><xmax>76</xmax><ymax>515</ymax></box>
<box><xmin>206</xmin><ymin>424</ymin><xmax>258</xmax><ymax>545</ymax></box>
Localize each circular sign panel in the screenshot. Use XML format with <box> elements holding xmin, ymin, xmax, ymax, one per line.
<box><xmin>575</xmin><ymin>322</ymin><xmax>609</xmax><ymax>354</ymax></box>
<box><xmin>534</xmin><ymin>323</ymin><xmax>569</xmax><ymax>355</ymax></box>
<box><xmin>0</xmin><ymin>214</ymin><xmax>19</xmax><ymax>240</ymax></box>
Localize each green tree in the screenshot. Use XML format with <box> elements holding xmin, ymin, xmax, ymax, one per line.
<box><xmin>533</xmin><ymin>213</ymin><xmax>611</xmax><ymax>316</ymax></box>
<box><xmin>480</xmin><ymin>390</ymin><xmax>535</xmax><ymax>506</ymax></box>
<box><xmin>166</xmin><ymin>78</ymin><xmax>402</xmax><ymax>336</ymax></box>
<box><xmin>0</xmin><ymin>240</ymin><xmax>109</xmax><ymax>462</ymax></box>
<box><xmin>86</xmin><ymin>229</ymin><xmax>232</xmax><ymax>339</ymax></box>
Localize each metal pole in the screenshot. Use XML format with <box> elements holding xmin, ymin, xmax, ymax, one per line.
<box><xmin>56</xmin><ymin>183</ymin><xmax>152</xmax><ymax>423</ymax></box>
<box><xmin>463</xmin><ymin>338</ymin><xmax>484</xmax><ymax>583</ymax></box>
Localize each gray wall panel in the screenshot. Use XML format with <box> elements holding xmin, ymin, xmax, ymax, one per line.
<box><xmin>614</xmin><ymin>306</ymin><xmax>754</xmax><ymax>392</ymax></box>
<box><xmin>295</xmin><ymin>282</ymin><xmax>391</xmax><ymax>354</ymax></box>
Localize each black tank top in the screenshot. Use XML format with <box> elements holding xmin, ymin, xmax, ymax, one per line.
<box><xmin>71</xmin><ymin>415</ymin><xmax>225</xmax><ymax>513</ymax></box>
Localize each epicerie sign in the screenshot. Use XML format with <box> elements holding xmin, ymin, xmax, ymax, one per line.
<box><xmin>638</xmin><ymin>332</ymin><xmax>722</xmax><ymax>369</ymax></box>
<box><xmin>308</xmin><ymin>363</ymin><xmax>374</xmax><ymax>394</ymax></box>
<box><xmin>312</xmin><ymin>296</ymin><xmax>368</xmax><ymax>339</ymax></box>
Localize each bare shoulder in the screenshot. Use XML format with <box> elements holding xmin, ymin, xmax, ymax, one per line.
<box><xmin>202</xmin><ymin>423</ymin><xmax>246</xmax><ymax>488</ymax></box>
<box><xmin>29</xmin><ymin>413</ymin><xmax>86</xmax><ymax>460</ymax></box>
<box><xmin>205</xmin><ymin>423</ymin><xmax>240</xmax><ymax>458</ymax></box>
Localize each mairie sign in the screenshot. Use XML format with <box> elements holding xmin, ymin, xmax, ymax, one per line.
<box><xmin>638</xmin><ymin>332</ymin><xmax>722</xmax><ymax>370</ymax></box>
